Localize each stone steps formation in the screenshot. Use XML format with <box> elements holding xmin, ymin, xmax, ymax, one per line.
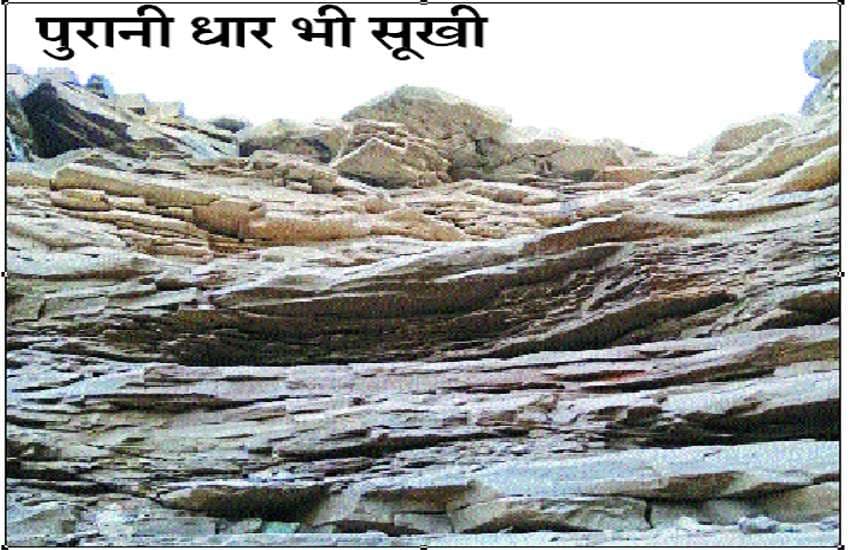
<box><xmin>4</xmin><ymin>40</ymin><xmax>839</xmax><ymax>545</ymax></box>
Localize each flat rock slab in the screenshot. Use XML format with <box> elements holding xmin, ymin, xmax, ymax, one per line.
<box><xmin>467</xmin><ymin>440</ymin><xmax>837</xmax><ymax>501</ymax></box>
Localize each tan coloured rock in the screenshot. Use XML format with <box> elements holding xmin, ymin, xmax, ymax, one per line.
<box><xmin>7</xmin><ymin>164</ymin><xmax>52</xmax><ymax>187</ymax></box>
<box><xmin>286</xmin><ymin>181</ymin><xmax>313</xmax><ymax>193</ymax></box>
<box><xmin>465</xmin><ymin>180</ymin><xmax>558</xmax><ymax>205</ymax></box>
<box><xmin>237</xmin><ymin>119</ymin><xmax>350</xmax><ymax>162</ymax></box>
<box><xmin>450</xmin><ymin>496</ymin><xmax>649</xmax><ymax>533</ymax></box>
<box><xmin>548</xmin><ymin>143</ymin><xmax>626</xmax><ymax>179</ymax></box>
<box><xmin>711</xmin><ymin>116</ymin><xmax>794</xmax><ymax>152</ymax></box>
<box><xmin>50</xmin><ymin>189</ymin><xmax>111</xmax><ymax>211</ymax></box>
<box><xmin>343</xmin><ymin>86</ymin><xmax>511</xmax><ymax>176</ymax></box>
<box><xmin>343</xmin><ymin>86</ymin><xmax>509</xmax><ymax>144</ymax></box>
<box><xmin>245</xmin><ymin>214</ymin><xmax>370</xmax><ymax>244</ymax></box>
<box><xmin>249</xmin><ymin>151</ymin><xmax>338</xmax><ymax>192</ymax></box>
<box><xmin>727</xmin><ymin>123</ymin><xmax>837</xmax><ymax>183</ymax></box>
<box><xmin>3</xmin><ymin>44</ymin><xmax>841</xmax><ymax>546</ymax></box>
<box><xmin>362</xmin><ymin>196</ymin><xmax>397</xmax><ymax>214</ymax></box>
<box><xmin>773</xmin><ymin>145</ymin><xmax>839</xmax><ymax>194</ymax></box>
<box><xmin>377</xmin><ymin>208</ymin><xmax>466</xmax><ymax>241</ymax></box>
<box><xmin>756</xmin><ymin>482</ymin><xmax>839</xmax><ymax>523</ymax></box>
<box><xmin>595</xmin><ymin>166</ymin><xmax>659</xmax><ymax>184</ymax></box>
<box><xmin>333</xmin><ymin>137</ymin><xmax>448</xmax><ymax>189</ymax></box>
<box><xmin>53</xmin><ymin>164</ymin><xmax>219</xmax><ymax>207</ymax></box>
<box><xmin>193</xmin><ymin>199</ymin><xmax>267</xmax><ymax>238</ymax></box>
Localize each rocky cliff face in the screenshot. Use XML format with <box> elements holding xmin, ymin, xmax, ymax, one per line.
<box><xmin>6</xmin><ymin>67</ymin><xmax>235</xmax><ymax>162</ymax></box>
<box><xmin>4</xmin><ymin>41</ymin><xmax>839</xmax><ymax>546</ymax></box>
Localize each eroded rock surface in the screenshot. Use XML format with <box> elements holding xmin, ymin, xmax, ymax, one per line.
<box><xmin>802</xmin><ymin>40</ymin><xmax>839</xmax><ymax>115</ymax></box>
<box><xmin>4</xmin><ymin>46</ymin><xmax>839</xmax><ymax>546</ymax></box>
<box><xmin>7</xmin><ymin>68</ymin><xmax>235</xmax><ymax>161</ymax></box>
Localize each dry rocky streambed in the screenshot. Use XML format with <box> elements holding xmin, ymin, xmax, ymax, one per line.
<box><xmin>4</xmin><ymin>41</ymin><xmax>840</xmax><ymax>545</ymax></box>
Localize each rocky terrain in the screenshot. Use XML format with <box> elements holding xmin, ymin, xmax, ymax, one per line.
<box><xmin>4</xmin><ymin>40</ymin><xmax>840</xmax><ymax>546</ymax></box>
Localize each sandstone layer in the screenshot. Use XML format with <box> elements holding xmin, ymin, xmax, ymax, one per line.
<box><xmin>4</xmin><ymin>41</ymin><xmax>840</xmax><ymax>546</ymax></box>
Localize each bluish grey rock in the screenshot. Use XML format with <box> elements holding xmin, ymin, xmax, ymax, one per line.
<box><xmin>738</xmin><ymin>515</ymin><xmax>779</xmax><ymax>534</ymax></box>
<box><xmin>801</xmin><ymin>41</ymin><xmax>840</xmax><ymax>115</ymax></box>
<box><xmin>803</xmin><ymin>41</ymin><xmax>839</xmax><ymax>79</ymax></box>
<box><xmin>801</xmin><ymin>73</ymin><xmax>839</xmax><ymax>115</ymax></box>
<box><xmin>85</xmin><ymin>74</ymin><xmax>115</xmax><ymax>98</ymax></box>
<box><xmin>818</xmin><ymin>515</ymin><xmax>839</xmax><ymax>531</ymax></box>
<box><xmin>262</xmin><ymin>521</ymin><xmax>300</xmax><ymax>534</ymax></box>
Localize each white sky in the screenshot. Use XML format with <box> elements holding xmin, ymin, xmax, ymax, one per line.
<box><xmin>6</xmin><ymin>2</ymin><xmax>839</xmax><ymax>155</ymax></box>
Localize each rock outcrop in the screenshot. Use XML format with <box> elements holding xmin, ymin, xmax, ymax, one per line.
<box><xmin>801</xmin><ymin>40</ymin><xmax>839</xmax><ymax>115</ymax></box>
<box><xmin>339</xmin><ymin>86</ymin><xmax>641</xmax><ymax>184</ymax></box>
<box><xmin>209</xmin><ymin>116</ymin><xmax>251</xmax><ymax>134</ymax></box>
<box><xmin>7</xmin><ymin>67</ymin><xmax>236</xmax><ymax>160</ymax></box>
<box><xmin>343</xmin><ymin>85</ymin><xmax>510</xmax><ymax>174</ymax></box>
<box><xmin>6</xmin><ymin>91</ymin><xmax>35</xmax><ymax>161</ymax></box>
<box><xmin>85</xmin><ymin>74</ymin><xmax>115</xmax><ymax>99</ymax></box>
<box><xmin>4</xmin><ymin>43</ymin><xmax>840</xmax><ymax>546</ymax></box>
<box><xmin>710</xmin><ymin>115</ymin><xmax>796</xmax><ymax>153</ymax></box>
<box><xmin>332</xmin><ymin>120</ymin><xmax>450</xmax><ymax>188</ymax></box>
<box><xmin>237</xmin><ymin>119</ymin><xmax>349</xmax><ymax>162</ymax></box>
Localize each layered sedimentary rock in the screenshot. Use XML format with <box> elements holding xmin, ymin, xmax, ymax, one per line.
<box><xmin>4</xmin><ymin>44</ymin><xmax>840</xmax><ymax>546</ymax></box>
<box><xmin>6</xmin><ymin>67</ymin><xmax>236</xmax><ymax>161</ymax></box>
<box><xmin>343</xmin><ymin>85</ymin><xmax>509</xmax><ymax>175</ymax></box>
<box><xmin>332</xmin><ymin>120</ymin><xmax>450</xmax><ymax>188</ymax></box>
<box><xmin>237</xmin><ymin>119</ymin><xmax>349</xmax><ymax>162</ymax></box>
<box><xmin>341</xmin><ymin>86</ymin><xmax>642</xmax><ymax>183</ymax></box>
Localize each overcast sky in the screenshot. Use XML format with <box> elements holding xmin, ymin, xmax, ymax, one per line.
<box><xmin>7</xmin><ymin>2</ymin><xmax>838</xmax><ymax>155</ymax></box>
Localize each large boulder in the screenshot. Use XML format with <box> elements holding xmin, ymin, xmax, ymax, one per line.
<box><xmin>21</xmin><ymin>83</ymin><xmax>139</xmax><ymax>158</ymax></box>
<box><xmin>341</xmin><ymin>87</ymin><xmax>636</xmax><ymax>182</ymax></box>
<box><xmin>802</xmin><ymin>41</ymin><xmax>839</xmax><ymax>116</ymax></box>
<box><xmin>344</xmin><ymin>86</ymin><xmax>509</xmax><ymax>143</ymax></box>
<box><xmin>248</xmin><ymin>150</ymin><xmax>339</xmax><ymax>193</ymax></box>
<box><xmin>471</xmin><ymin>136</ymin><xmax>565</xmax><ymax>181</ymax></box>
<box><xmin>237</xmin><ymin>119</ymin><xmax>349</xmax><ymax>162</ymax></box>
<box><xmin>332</xmin><ymin>120</ymin><xmax>449</xmax><ymax>188</ymax></box>
<box><xmin>464</xmin><ymin>440</ymin><xmax>837</xmax><ymax>502</ymax></box>
<box><xmin>209</xmin><ymin>116</ymin><xmax>251</xmax><ymax>134</ymax></box>
<box><xmin>711</xmin><ymin>115</ymin><xmax>795</xmax><ymax>152</ymax></box>
<box><xmin>343</xmin><ymin>86</ymin><xmax>510</xmax><ymax>175</ymax></box>
<box><xmin>547</xmin><ymin>142</ymin><xmax>627</xmax><ymax>180</ymax></box>
<box><xmin>727</xmin><ymin>120</ymin><xmax>837</xmax><ymax>182</ymax></box>
<box><xmin>755</xmin><ymin>482</ymin><xmax>839</xmax><ymax>523</ymax></box>
<box><xmin>85</xmin><ymin>74</ymin><xmax>115</xmax><ymax>99</ymax></box>
<box><xmin>474</xmin><ymin>131</ymin><xmax>638</xmax><ymax>182</ymax></box>
<box><xmin>20</xmin><ymin>81</ymin><xmax>234</xmax><ymax>159</ymax></box>
<box><xmin>803</xmin><ymin>41</ymin><xmax>839</xmax><ymax>79</ymax></box>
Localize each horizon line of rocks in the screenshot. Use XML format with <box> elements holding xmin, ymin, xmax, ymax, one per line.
<box><xmin>9</xmin><ymin>38</ymin><xmax>838</xmax><ymax>145</ymax></box>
